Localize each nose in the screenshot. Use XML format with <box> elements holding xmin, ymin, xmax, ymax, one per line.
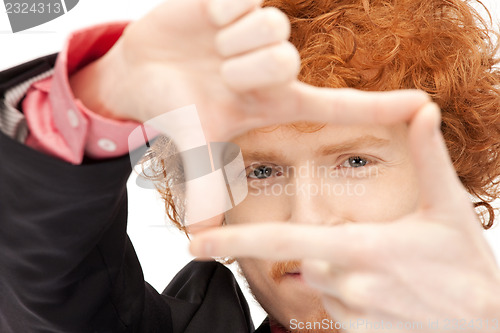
<box><xmin>286</xmin><ymin>173</ymin><xmax>345</xmax><ymax>226</ymax></box>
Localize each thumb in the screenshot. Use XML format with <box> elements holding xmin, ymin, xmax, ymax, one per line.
<box><xmin>408</xmin><ymin>103</ymin><xmax>474</xmax><ymax>224</ymax></box>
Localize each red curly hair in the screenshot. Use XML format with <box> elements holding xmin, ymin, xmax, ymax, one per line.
<box><xmin>143</xmin><ymin>0</ymin><xmax>500</xmax><ymax>230</ymax></box>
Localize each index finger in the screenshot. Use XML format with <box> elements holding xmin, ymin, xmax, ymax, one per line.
<box><xmin>287</xmin><ymin>82</ymin><xmax>431</xmax><ymax>126</ymax></box>
<box><xmin>189</xmin><ymin>223</ymin><xmax>378</xmax><ymax>265</ymax></box>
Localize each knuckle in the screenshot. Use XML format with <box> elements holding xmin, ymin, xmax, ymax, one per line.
<box><xmin>330</xmin><ymin>92</ymin><xmax>346</xmax><ymax>114</ymax></box>
<box><xmin>258</xmin><ymin>7</ymin><xmax>291</xmax><ymax>40</ymax></box>
<box><xmin>301</xmin><ymin>259</ymin><xmax>328</xmax><ymax>285</ymax></box>
<box><xmin>370</xmin><ymin>95</ymin><xmax>385</xmax><ymax>123</ymax></box>
<box><xmin>267</xmin><ymin>42</ymin><xmax>300</xmax><ymax>82</ymax></box>
<box><xmin>339</xmin><ymin>273</ymin><xmax>379</xmax><ymax>307</ymax></box>
<box><xmin>327</xmin><ymin>88</ymin><xmax>353</xmax><ymax>118</ymax></box>
<box><xmin>215</xmin><ymin>31</ymin><xmax>231</xmax><ymax>56</ymax></box>
<box><xmin>268</xmin><ymin>234</ymin><xmax>292</xmax><ymax>256</ymax></box>
<box><xmin>343</xmin><ymin>224</ymin><xmax>381</xmax><ymax>264</ymax></box>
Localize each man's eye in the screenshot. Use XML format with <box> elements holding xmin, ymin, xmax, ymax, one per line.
<box><xmin>340</xmin><ymin>156</ymin><xmax>370</xmax><ymax>168</ymax></box>
<box><xmin>247</xmin><ymin>165</ymin><xmax>280</xmax><ymax>179</ymax></box>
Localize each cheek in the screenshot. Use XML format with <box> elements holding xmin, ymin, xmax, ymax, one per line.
<box><xmin>335</xmin><ymin>163</ymin><xmax>419</xmax><ymax>222</ymax></box>
<box><xmin>225</xmin><ymin>186</ymin><xmax>289</xmax><ymax>225</ymax></box>
<box><xmin>238</xmin><ymin>258</ymin><xmax>267</xmax><ymax>281</ymax></box>
<box><xmin>237</xmin><ymin>258</ymin><xmax>273</xmax><ymax>300</ymax></box>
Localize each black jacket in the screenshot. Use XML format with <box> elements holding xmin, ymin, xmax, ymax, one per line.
<box><xmin>0</xmin><ymin>55</ymin><xmax>271</xmax><ymax>333</ymax></box>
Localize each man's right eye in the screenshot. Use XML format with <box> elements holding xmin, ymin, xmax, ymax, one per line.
<box><xmin>247</xmin><ymin>165</ymin><xmax>281</xmax><ymax>179</ymax></box>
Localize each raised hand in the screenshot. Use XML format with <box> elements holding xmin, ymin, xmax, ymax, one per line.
<box><xmin>70</xmin><ymin>0</ymin><xmax>429</xmax><ymax>143</ymax></box>
<box><xmin>189</xmin><ymin>102</ymin><xmax>500</xmax><ymax>332</ymax></box>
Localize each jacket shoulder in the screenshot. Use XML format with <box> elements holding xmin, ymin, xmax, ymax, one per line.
<box><xmin>0</xmin><ymin>53</ymin><xmax>57</xmax><ymax>97</ymax></box>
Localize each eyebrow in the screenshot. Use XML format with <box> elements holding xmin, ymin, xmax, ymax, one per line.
<box><xmin>317</xmin><ymin>135</ymin><xmax>391</xmax><ymax>156</ymax></box>
<box><xmin>243</xmin><ymin>150</ymin><xmax>287</xmax><ymax>163</ymax></box>
<box><xmin>242</xmin><ymin>135</ymin><xmax>391</xmax><ymax>163</ymax></box>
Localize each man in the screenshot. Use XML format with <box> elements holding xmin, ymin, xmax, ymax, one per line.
<box><xmin>0</xmin><ymin>0</ymin><xmax>499</xmax><ymax>333</ymax></box>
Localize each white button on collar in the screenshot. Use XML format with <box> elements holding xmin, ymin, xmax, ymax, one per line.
<box><xmin>97</xmin><ymin>138</ymin><xmax>117</xmax><ymax>152</ymax></box>
<box><xmin>67</xmin><ymin>109</ymin><xmax>79</xmax><ymax>128</ymax></box>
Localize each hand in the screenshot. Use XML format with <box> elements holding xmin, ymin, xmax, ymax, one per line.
<box><xmin>189</xmin><ymin>102</ymin><xmax>500</xmax><ymax>332</ymax></box>
<box><xmin>70</xmin><ymin>0</ymin><xmax>429</xmax><ymax>142</ymax></box>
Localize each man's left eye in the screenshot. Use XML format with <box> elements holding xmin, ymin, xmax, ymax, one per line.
<box><xmin>340</xmin><ymin>156</ymin><xmax>370</xmax><ymax>168</ymax></box>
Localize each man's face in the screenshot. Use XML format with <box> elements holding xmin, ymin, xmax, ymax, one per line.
<box><xmin>224</xmin><ymin>123</ymin><xmax>420</xmax><ymax>332</ymax></box>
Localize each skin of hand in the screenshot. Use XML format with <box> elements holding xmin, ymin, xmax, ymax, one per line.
<box><xmin>189</xmin><ymin>103</ymin><xmax>500</xmax><ymax>332</ymax></box>
<box><xmin>69</xmin><ymin>0</ymin><xmax>430</xmax><ymax>143</ymax></box>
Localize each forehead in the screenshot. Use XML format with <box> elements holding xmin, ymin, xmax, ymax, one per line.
<box><xmin>232</xmin><ymin>123</ymin><xmax>408</xmax><ymax>158</ymax></box>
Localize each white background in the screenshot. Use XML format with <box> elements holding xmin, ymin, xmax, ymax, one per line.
<box><xmin>1</xmin><ymin>0</ymin><xmax>499</xmax><ymax>326</ymax></box>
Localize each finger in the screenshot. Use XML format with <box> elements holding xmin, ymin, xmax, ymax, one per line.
<box><xmin>302</xmin><ymin>260</ymin><xmax>381</xmax><ymax>311</ymax></box>
<box><xmin>318</xmin><ymin>295</ymin><xmax>375</xmax><ymax>333</ymax></box>
<box><xmin>216</xmin><ymin>7</ymin><xmax>290</xmax><ymax>57</ymax></box>
<box><xmin>302</xmin><ymin>259</ymin><xmax>342</xmax><ymax>297</ymax></box>
<box><xmin>189</xmin><ymin>223</ymin><xmax>378</xmax><ymax>266</ymax></box>
<box><xmin>235</xmin><ymin>84</ymin><xmax>431</xmax><ymax>133</ymax></box>
<box><xmin>319</xmin><ymin>294</ymin><xmax>351</xmax><ymax>324</ymax></box>
<box><xmin>319</xmin><ymin>295</ymin><xmax>362</xmax><ymax>329</ymax></box>
<box><xmin>287</xmin><ymin>82</ymin><xmax>431</xmax><ymax>126</ymax></box>
<box><xmin>207</xmin><ymin>0</ymin><xmax>263</xmax><ymax>27</ymax></box>
<box><xmin>408</xmin><ymin>103</ymin><xmax>474</xmax><ymax>222</ymax></box>
<box><xmin>221</xmin><ymin>41</ymin><xmax>300</xmax><ymax>91</ymax></box>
